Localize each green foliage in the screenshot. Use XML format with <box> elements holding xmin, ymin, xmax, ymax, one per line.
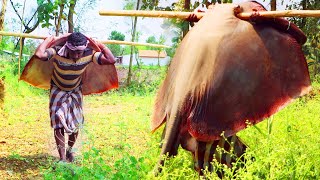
<box><xmin>35</xmin><ymin>0</ymin><xmax>95</xmax><ymax>30</ymax></box>
<box><xmin>2</xmin><ymin>52</ymin><xmax>320</xmax><ymax>179</ymax></box>
<box><xmin>112</xmin><ymin>153</ymin><xmax>149</xmax><ymax>179</ymax></box>
<box><xmin>23</xmin><ymin>39</ymin><xmax>37</xmax><ymax>55</ymax></box>
<box><xmin>39</xmin><ymin>77</ymin><xmax>320</xmax><ymax>179</ymax></box>
<box><xmin>43</xmin><ymin>145</ymin><xmax>154</xmax><ymax>179</ymax></box>
<box><xmin>0</xmin><ymin>57</ymin><xmax>46</xmax><ymax>97</ymax></box>
<box><xmin>145</xmin><ymin>35</ymin><xmax>167</xmax><ymax>66</ymax></box>
<box><xmin>146</xmin><ymin>35</ymin><xmax>166</xmax><ymax>51</ymax></box>
<box><xmin>310</xmin><ymin>73</ymin><xmax>320</xmax><ymax>84</ymax></box>
<box><xmin>43</xmin><ymin>147</ymin><xmax>113</xmax><ymax>179</ymax></box>
<box><xmin>115</xmin><ymin>65</ymin><xmax>167</xmax><ymax>96</ymax></box>
<box><xmin>109</xmin><ymin>30</ymin><xmax>125</xmax><ymax>41</ymax></box>
<box><xmin>287</xmin><ymin>1</ymin><xmax>320</xmax><ymax>77</ymax></box>
<box><xmin>0</xmin><ymin>54</ymin><xmax>28</xmax><ymax>76</ymax></box>
<box><xmin>0</xmin><ymin>36</ymin><xmax>36</xmax><ymax>77</ymax></box>
<box><xmin>0</xmin><ymin>36</ymin><xmax>15</xmax><ymax>52</ymax></box>
<box><xmin>107</xmin><ymin>30</ymin><xmax>126</xmax><ymax>57</ymax></box>
<box><xmin>233</xmin><ymin>93</ymin><xmax>320</xmax><ymax>179</ymax></box>
<box><xmin>140</xmin><ymin>0</ymin><xmax>159</xmax><ymax>10</ymax></box>
<box><xmin>37</xmin><ymin>0</ymin><xmax>57</xmax><ymax>28</ymax></box>
<box><xmin>123</xmin><ymin>0</ymin><xmax>135</xmax><ymax>10</ymax></box>
<box><xmin>122</xmin><ymin>45</ymin><xmax>132</xmax><ymax>55</ymax></box>
<box><xmin>8</xmin><ymin>152</ymin><xmax>28</xmax><ymax>161</ymax></box>
<box><xmin>153</xmin><ymin>0</ymin><xmax>191</xmax><ymax>58</ymax></box>
<box><xmin>160</xmin><ymin>19</ymin><xmax>182</xmax><ymax>58</ymax></box>
<box><xmin>146</xmin><ymin>36</ymin><xmax>157</xmax><ymax>46</ymax></box>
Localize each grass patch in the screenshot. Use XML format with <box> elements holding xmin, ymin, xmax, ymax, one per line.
<box><xmin>1</xmin><ymin>59</ymin><xmax>320</xmax><ymax>179</ymax></box>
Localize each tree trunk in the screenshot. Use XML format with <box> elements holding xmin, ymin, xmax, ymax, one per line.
<box><xmin>135</xmin><ymin>53</ymin><xmax>140</xmax><ymax>67</ymax></box>
<box><xmin>270</xmin><ymin>0</ymin><xmax>276</xmax><ymax>11</ymax></box>
<box><xmin>157</xmin><ymin>51</ymin><xmax>160</xmax><ymax>67</ymax></box>
<box><xmin>0</xmin><ymin>77</ymin><xmax>4</xmax><ymax>110</ymax></box>
<box><xmin>126</xmin><ymin>0</ymin><xmax>140</xmax><ymax>86</ymax></box>
<box><xmin>18</xmin><ymin>0</ymin><xmax>27</xmax><ymax>77</ymax></box>
<box><xmin>18</xmin><ymin>37</ymin><xmax>25</xmax><ymax>76</ymax></box>
<box><xmin>300</xmin><ymin>0</ymin><xmax>307</xmax><ymax>28</ymax></box>
<box><xmin>68</xmin><ymin>0</ymin><xmax>77</xmax><ymax>33</ymax></box>
<box><xmin>55</xmin><ymin>1</ymin><xmax>65</xmax><ymax>36</ymax></box>
<box><xmin>0</xmin><ymin>0</ymin><xmax>7</xmax><ymax>42</ymax></box>
<box><xmin>182</xmin><ymin>0</ymin><xmax>190</xmax><ymax>38</ymax></box>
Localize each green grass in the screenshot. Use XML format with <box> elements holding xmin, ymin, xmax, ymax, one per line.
<box><xmin>1</xmin><ymin>59</ymin><xmax>320</xmax><ymax>179</ymax></box>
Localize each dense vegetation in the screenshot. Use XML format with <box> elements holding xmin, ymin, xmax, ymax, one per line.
<box><xmin>1</xmin><ymin>56</ymin><xmax>320</xmax><ymax>179</ymax></box>
<box><xmin>1</xmin><ymin>0</ymin><xmax>320</xmax><ymax>179</ymax></box>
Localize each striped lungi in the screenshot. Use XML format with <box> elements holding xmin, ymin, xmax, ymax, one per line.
<box><xmin>49</xmin><ymin>85</ymin><xmax>84</xmax><ymax>135</ymax></box>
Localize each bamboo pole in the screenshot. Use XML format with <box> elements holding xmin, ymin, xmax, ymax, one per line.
<box><xmin>99</xmin><ymin>10</ymin><xmax>196</xmax><ymax>19</ymax></box>
<box><xmin>0</xmin><ymin>31</ymin><xmax>46</xmax><ymax>39</ymax></box>
<box><xmin>0</xmin><ymin>31</ymin><xmax>171</xmax><ymax>48</ymax></box>
<box><xmin>240</xmin><ymin>10</ymin><xmax>320</xmax><ymax>18</ymax></box>
<box><xmin>99</xmin><ymin>40</ymin><xmax>170</xmax><ymax>48</ymax></box>
<box><xmin>99</xmin><ymin>10</ymin><xmax>320</xmax><ymax>19</ymax></box>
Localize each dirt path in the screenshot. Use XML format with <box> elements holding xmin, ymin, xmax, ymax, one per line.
<box><xmin>0</xmin><ymin>95</ymin><xmax>92</xmax><ymax>178</ymax></box>
<box><xmin>0</xmin><ymin>95</ymin><xmax>132</xmax><ymax>179</ymax></box>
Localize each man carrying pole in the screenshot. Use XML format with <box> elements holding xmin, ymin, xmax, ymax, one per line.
<box><xmin>22</xmin><ymin>32</ymin><xmax>118</xmax><ymax>162</ymax></box>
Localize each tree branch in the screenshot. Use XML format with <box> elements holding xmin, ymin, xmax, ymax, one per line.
<box><xmin>9</xmin><ymin>0</ymin><xmax>28</xmax><ymax>29</ymax></box>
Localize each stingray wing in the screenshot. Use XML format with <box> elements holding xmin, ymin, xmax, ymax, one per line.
<box><xmin>20</xmin><ymin>55</ymin><xmax>54</xmax><ymax>89</ymax></box>
<box><xmin>151</xmin><ymin>4</ymin><xmax>242</xmax><ymax>132</ymax></box>
<box><xmin>81</xmin><ymin>37</ymin><xmax>119</xmax><ymax>95</ymax></box>
<box><xmin>151</xmin><ymin>38</ymin><xmax>189</xmax><ymax>132</ymax></box>
<box><xmin>82</xmin><ymin>63</ymin><xmax>118</xmax><ymax>95</ymax></box>
<box><xmin>20</xmin><ymin>37</ymin><xmax>59</xmax><ymax>89</ymax></box>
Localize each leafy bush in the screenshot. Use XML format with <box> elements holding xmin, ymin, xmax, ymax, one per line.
<box><xmin>0</xmin><ymin>57</ymin><xmax>46</xmax><ymax>96</ymax></box>
<box><xmin>2</xmin><ymin>54</ymin><xmax>320</xmax><ymax>179</ymax></box>
<box><xmin>115</xmin><ymin>65</ymin><xmax>167</xmax><ymax>96</ymax></box>
<box><xmin>42</xmin><ymin>145</ymin><xmax>154</xmax><ymax>179</ymax></box>
<box><xmin>43</xmin><ymin>147</ymin><xmax>113</xmax><ymax>179</ymax></box>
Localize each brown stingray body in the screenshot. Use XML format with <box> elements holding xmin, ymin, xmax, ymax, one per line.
<box><xmin>20</xmin><ymin>36</ymin><xmax>118</xmax><ymax>95</ymax></box>
<box><xmin>152</xmin><ymin>2</ymin><xmax>311</xmax><ymax>174</ymax></box>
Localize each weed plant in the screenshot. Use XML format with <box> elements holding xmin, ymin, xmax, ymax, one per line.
<box><xmin>1</xmin><ymin>58</ymin><xmax>320</xmax><ymax>179</ymax></box>
<box><xmin>115</xmin><ymin>65</ymin><xmax>167</xmax><ymax>96</ymax></box>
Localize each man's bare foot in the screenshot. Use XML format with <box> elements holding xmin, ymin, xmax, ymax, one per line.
<box><xmin>66</xmin><ymin>150</ymin><xmax>75</xmax><ymax>162</ymax></box>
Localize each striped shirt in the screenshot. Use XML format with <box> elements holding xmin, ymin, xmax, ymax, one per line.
<box><xmin>45</xmin><ymin>47</ymin><xmax>103</xmax><ymax>91</ymax></box>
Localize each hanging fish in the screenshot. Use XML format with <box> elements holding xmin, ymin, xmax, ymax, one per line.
<box><xmin>152</xmin><ymin>1</ymin><xmax>311</xmax><ymax>176</ymax></box>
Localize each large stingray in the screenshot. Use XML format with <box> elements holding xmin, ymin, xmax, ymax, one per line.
<box><xmin>152</xmin><ymin>1</ymin><xmax>311</xmax><ymax>174</ymax></box>
<box><xmin>20</xmin><ymin>36</ymin><xmax>118</xmax><ymax>95</ymax></box>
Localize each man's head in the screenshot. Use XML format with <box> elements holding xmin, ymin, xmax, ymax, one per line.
<box><xmin>65</xmin><ymin>32</ymin><xmax>88</xmax><ymax>60</ymax></box>
<box><xmin>67</xmin><ymin>32</ymin><xmax>87</xmax><ymax>47</ymax></box>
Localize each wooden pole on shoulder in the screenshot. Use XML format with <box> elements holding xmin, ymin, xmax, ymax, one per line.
<box><xmin>240</xmin><ymin>10</ymin><xmax>320</xmax><ymax>18</ymax></box>
<box><xmin>99</xmin><ymin>10</ymin><xmax>196</xmax><ymax>19</ymax></box>
<box><xmin>99</xmin><ymin>40</ymin><xmax>170</xmax><ymax>48</ymax></box>
<box><xmin>99</xmin><ymin>9</ymin><xmax>320</xmax><ymax>20</ymax></box>
<box><xmin>0</xmin><ymin>31</ymin><xmax>47</xmax><ymax>39</ymax></box>
<box><xmin>0</xmin><ymin>31</ymin><xmax>171</xmax><ymax>48</ymax></box>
